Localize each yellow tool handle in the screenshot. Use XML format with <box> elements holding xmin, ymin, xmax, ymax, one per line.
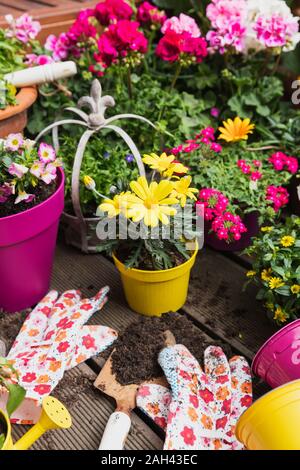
<box><xmin>13</xmin><ymin>422</ymin><xmax>45</xmax><ymax>451</ymax></box>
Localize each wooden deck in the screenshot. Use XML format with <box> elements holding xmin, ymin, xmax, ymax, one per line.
<box><xmin>0</xmin><ymin>240</ymin><xmax>274</xmax><ymax>450</ymax></box>
<box><xmin>0</xmin><ymin>0</ymin><xmax>99</xmax><ymax>41</ymax></box>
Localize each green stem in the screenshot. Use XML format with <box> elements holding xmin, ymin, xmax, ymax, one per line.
<box><xmin>126</xmin><ymin>67</ymin><xmax>133</xmax><ymax>100</ymax></box>
<box><xmin>157</xmin><ymin>63</ymin><xmax>182</xmax><ymax>123</ymax></box>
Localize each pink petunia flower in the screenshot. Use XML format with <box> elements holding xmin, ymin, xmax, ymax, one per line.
<box><xmin>8</xmin><ymin>163</ymin><xmax>28</xmax><ymax>179</ymax></box>
<box><xmin>38</xmin><ymin>143</ymin><xmax>56</xmax><ymax>163</ymax></box>
<box><xmin>5</xmin><ymin>133</ymin><xmax>23</xmax><ymax>151</ymax></box>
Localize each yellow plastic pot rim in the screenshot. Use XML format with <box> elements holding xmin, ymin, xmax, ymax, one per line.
<box><xmin>113</xmin><ymin>241</ymin><xmax>198</xmax><ymax>280</ymax></box>
<box><xmin>236</xmin><ymin>379</ymin><xmax>300</xmax><ymax>440</ymax></box>
<box><xmin>0</xmin><ymin>409</ymin><xmax>11</xmax><ymax>450</ymax></box>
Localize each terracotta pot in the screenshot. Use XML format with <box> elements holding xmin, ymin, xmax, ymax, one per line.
<box><xmin>205</xmin><ymin>211</ymin><xmax>260</xmax><ymax>252</ymax></box>
<box><xmin>0</xmin><ymin>87</ymin><xmax>38</xmax><ymax>138</ymax></box>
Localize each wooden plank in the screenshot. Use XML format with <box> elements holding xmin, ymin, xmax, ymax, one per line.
<box><xmin>0</xmin><ymin>1</ymin><xmax>47</xmax><ymax>11</ymax></box>
<box><xmin>181</xmin><ymin>249</ymin><xmax>276</xmax><ymax>360</ymax></box>
<box><xmin>11</xmin><ymin>363</ymin><xmax>163</xmax><ymax>450</ymax></box>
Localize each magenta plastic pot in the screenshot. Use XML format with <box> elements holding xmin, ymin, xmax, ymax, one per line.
<box><xmin>205</xmin><ymin>211</ymin><xmax>259</xmax><ymax>252</ymax></box>
<box><xmin>0</xmin><ymin>168</ymin><xmax>64</xmax><ymax>313</ymax></box>
<box><xmin>252</xmin><ymin>319</ymin><xmax>300</xmax><ymax>389</ymax></box>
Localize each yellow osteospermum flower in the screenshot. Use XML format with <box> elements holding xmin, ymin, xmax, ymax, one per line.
<box><xmin>98</xmin><ymin>192</ymin><xmax>136</xmax><ymax>218</ymax></box>
<box><xmin>170</xmin><ymin>176</ymin><xmax>198</xmax><ymax>207</ymax></box>
<box><xmin>218</xmin><ymin>117</ymin><xmax>255</xmax><ymax>143</ymax></box>
<box><xmin>291</xmin><ymin>285</ymin><xmax>300</xmax><ymax>294</ymax></box>
<box><xmin>246</xmin><ymin>270</ymin><xmax>256</xmax><ymax>278</ymax></box>
<box><xmin>261</xmin><ymin>268</ymin><xmax>272</xmax><ymax>282</ymax></box>
<box><xmin>261</xmin><ymin>226</ymin><xmax>273</xmax><ymax>233</ymax></box>
<box><xmin>128</xmin><ymin>176</ymin><xmax>178</xmax><ymax>227</ymax></box>
<box><xmin>269</xmin><ymin>277</ymin><xmax>285</xmax><ymax>290</ymax></box>
<box><xmin>83</xmin><ymin>175</ymin><xmax>96</xmax><ymax>190</ymax></box>
<box><xmin>273</xmin><ymin>307</ymin><xmax>288</xmax><ymax>324</ymax></box>
<box><xmin>142</xmin><ymin>152</ymin><xmax>188</xmax><ymax>177</ymax></box>
<box><xmin>281</xmin><ymin>236</ymin><xmax>295</xmax><ymax>247</ymax></box>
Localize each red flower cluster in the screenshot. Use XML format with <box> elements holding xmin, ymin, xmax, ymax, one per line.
<box><xmin>237</xmin><ymin>159</ymin><xmax>262</xmax><ymax>181</ymax></box>
<box><xmin>266</xmin><ymin>185</ymin><xmax>289</xmax><ymax>212</ymax></box>
<box><xmin>156</xmin><ymin>30</ymin><xmax>208</xmax><ymax>64</ymax></box>
<box><xmin>197</xmin><ymin>188</ymin><xmax>247</xmax><ymax>242</ymax></box>
<box><xmin>137</xmin><ymin>2</ymin><xmax>166</xmax><ymax>27</ymax></box>
<box><xmin>95</xmin><ymin>0</ymin><xmax>133</xmax><ymax>25</ymax></box>
<box><xmin>93</xmin><ymin>20</ymin><xmax>148</xmax><ymax>74</ymax></box>
<box><xmin>171</xmin><ymin>127</ymin><xmax>222</xmax><ymax>155</ymax></box>
<box><xmin>68</xmin><ymin>9</ymin><xmax>98</xmax><ymax>42</ymax></box>
<box><xmin>269</xmin><ymin>151</ymin><xmax>298</xmax><ymax>174</ymax></box>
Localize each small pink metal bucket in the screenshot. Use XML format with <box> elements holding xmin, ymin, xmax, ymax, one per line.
<box><xmin>252</xmin><ymin>319</ymin><xmax>300</xmax><ymax>388</ymax></box>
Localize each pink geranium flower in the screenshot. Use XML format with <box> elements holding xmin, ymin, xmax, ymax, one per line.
<box><xmin>95</xmin><ymin>0</ymin><xmax>133</xmax><ymax>25</ymax></box>
<box><xmin>156</xmin><ymin>30</ymin><xmax>207</xmax><ymax>63</ymax></box>
<box><xmin>5</xmin><ymin>13</ymin><xmax>41</xmax><ymax>43</ymax></box>
<box><xmin>137</xmin><ymin>2</ymin><xmax>166</xmax><ymax>27</ymax></box>
<box><xmin>162</xmin><ymin>13</ymin><xmax>201</xmax><ymax>38</ymax></box>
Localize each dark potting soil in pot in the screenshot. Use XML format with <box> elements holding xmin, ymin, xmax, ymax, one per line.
<box><xmin>108</xmin><ymin>312</ymin><xmax>231</xmax><ymax>386</ymax></box>
<box><xmin>0</xmin><ymin>180</ymin><xmax>57</xmax><ymax>218</ymax></box>
<box><xmin>115</xmin><ymin>241</ymin><xmax>187</xmax><ymax>270</ymax></box>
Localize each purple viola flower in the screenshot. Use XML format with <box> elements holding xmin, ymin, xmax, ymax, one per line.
<box><xmin>125</xmin><ymin>153</ymin><xmax>134</xmax><ymax>163</ymax></box>
<box><xmin>103</xmin><ymin>151</ymin><xmax>110</xmax><ymax>159</ymax></box>
<box><xmin>0</xmin><ymin>183</ymin><xmax>14</xmax><ymax>203</ymax></box>
<box><xmin>210</xmin><ymin>107</ymin><xmax>220</xmax><ymax>118</ymax></box>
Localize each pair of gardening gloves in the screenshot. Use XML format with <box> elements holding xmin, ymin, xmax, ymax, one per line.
<box><xmin>0</xmin><ymin>287</ymin><xmax>117</xmax><ymax>424</ymax></box>
<box><xmin>137</xmin><ymin>343</ymin><xmax>252</xmax><ymax>450</ymax></box>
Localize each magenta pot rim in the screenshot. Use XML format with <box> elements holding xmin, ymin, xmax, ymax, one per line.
<box><xmin>252</xmin><ymin>318</ymin><xmax>300</xmax><ymax>375</ymax></box>
<box><xmin>1</xmin><ymin>167</ymin><xmax>65</xmax><ymax>222</ymax></box>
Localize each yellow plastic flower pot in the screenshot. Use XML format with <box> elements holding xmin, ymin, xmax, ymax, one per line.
<box><xmin>0</xmin><ymin>396</ymin><xmax>72</xmax><ymax>450</ymax></box>
<box><xmin>236</xmin><ymin>380</ymin><xmax>300</xmax><ymax>450</ymax></box>
<box><xmin>113</xmin><ymin>243</ymin><xmax>198</xmax><ymax>317</ymax></box>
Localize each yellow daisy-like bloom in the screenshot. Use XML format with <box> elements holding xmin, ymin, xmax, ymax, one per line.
<box><xmin>280</xmin><ymin>235</ymin><xmax>295</xmax><ymax>247</ymax></box>
<box><xmin>246</xmin><ymin>270</ymin><xmax>256</xmax><ymax>278</ymax></box>
<box><xmin>261</xmin><ymin>268</ymin><xmax>272</xmax><ymax>282</ymax></box>
<box><xmin>261</xmin><ymin>226</ymin><xmax>273</xmax><ymax>233</ymax></box>
<box><xmin>265</xmin><ymin>302</ymin><xmax>274</xmax><ymax>312</ymax></box>
<box><xmin>218</xmin><ymin>117</ymin><xmax>255</xmax><ymax>142</ymax></box>
<box><xmin>170</xmin><ymin>176</ymin><xmax>198</xmax><ymax>207</ymax></box>
<box><xmin>269</xmin><ymin>277</ymin><xmax>285</xmax><ymax>290</ymax></box>
<box><xmin>142</xmin><ymin>152</ymin><xmax>188</xmax><ymax>177</ymax></box>
<box><xmin>273</xmin><ymin>306</ymin><xmax>288</xmax><ymax>324</ymax></box>
<box><xmin>98</xmin><ymin>192</ymin><xmax>136</xmax><ymax>218</ymax></box>
<box><xmin>83</xmin><ymin>175</ymin><xmax>96</xmax><ymax>190</ymax></box>
<box><xmin>291</xmin><ymin>285</ymin><xmax>300</xmax><ymax>294</ymax></box>
<box><xmin>127</xmin><ymin>176</ymin><xmax>178</xmax><ymax>227</ymax></box>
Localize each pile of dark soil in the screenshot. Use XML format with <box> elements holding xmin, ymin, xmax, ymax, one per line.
<box><xmin>109</xmin><ymin>312</ymin><xmax>231</xmax><ymax>386</ymax></box>
<box><xmin>0</xmin><ymin>180</ymin><xmax>57</xmax><ymax>218</ymax></box>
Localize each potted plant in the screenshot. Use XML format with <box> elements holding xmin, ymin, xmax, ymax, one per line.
<box><xmin>172</xmin><ymin>120</ymin><xmax>298</xmax><ymax>251</ymax></box>
<box><xmin>0</xmin><ymin>134</ymin><xmax>64</xmax><ymax>313</ymax></box>
<box><xmin>244</xmin><ymin>216</ymin><xmax>300</xmax><ymax>325</ymax></box>
<box><xmin>0</xmin><ymin>14</ymin><xmax>43</xmax><ymax>137</ymax></box>
<box><xmin>0</xmin><ymin>357</ymin><xmax>25</xmax><ymax>450</ymax></box>
<box><xmin>85</xmin><ymin>151</ymin><xmax>199</xmax><ymax>316</ymax></box>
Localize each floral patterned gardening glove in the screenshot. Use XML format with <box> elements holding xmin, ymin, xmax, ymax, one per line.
<box><xmin>0</xmin><ymin>288</ymin><xmax>117</xmax><ymax>424</ymax></box>
<box><xmin>137</xmin><ymin>345</ymin><xmax>252</xmax><ymax>450</ymax></box>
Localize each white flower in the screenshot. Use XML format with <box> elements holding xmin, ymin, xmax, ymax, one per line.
<box><xmin>15</xmin><ymin>190</ymin><xmax>35</xmax><ymax>204</ymax></box>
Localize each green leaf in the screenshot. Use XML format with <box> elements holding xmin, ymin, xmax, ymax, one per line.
<box><xmin>275</xmin><ymin>286</ymin><xmax>292</xmax><ymax>297</ymax></box>
<box><xmin>4</xmin><ymin>381</ymin><xmax>26</xmax><ymax>417</ymax></box>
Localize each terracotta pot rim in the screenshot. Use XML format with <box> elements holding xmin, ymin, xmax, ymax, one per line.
<box><xmin>0</xmin><ymin>86</ymin><xmax>38</xmax><ymax>121</ymax></box>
